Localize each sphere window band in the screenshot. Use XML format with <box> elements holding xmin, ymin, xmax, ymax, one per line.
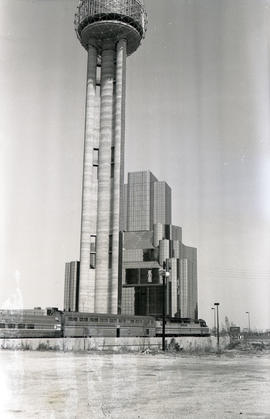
<box><xmin>75</xmin><ymin>0</ymin><xmax>147</xmax><ymax>55</ymax></box>
<box><xmin>75</xmin><ymin>0</ymin><xmax>147</xmax><ymax>30</ymax></box>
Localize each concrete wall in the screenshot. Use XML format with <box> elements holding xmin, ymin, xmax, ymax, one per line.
<box><xmin>0</xmin><ymin>336</ymin><xmax>229</xmax><ymax>353</ymax></box>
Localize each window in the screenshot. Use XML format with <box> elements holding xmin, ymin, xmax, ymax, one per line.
<box><xmin>90</xmin><ymin>235</ymin><xmax>96</xmax><ymax>269</ymax></box>
<box><xmin>111</xmin><ymin>146</ymin><xmax>115</xmax><ymax>178</ymax></box>
<box><xmin>108</xmin><ymin>234</ymin><xmax>112</xmax><ymax>268</ymax></box>
<box><xmin>143</xmin><ymin>249</ymin><xmax>158</xmax><ymax>262</ymax></box>
<box><xmin>27</xmin><ymin>324</ymin><xmax>35</xmax><ymax>329</ymax></box>
<box><xmin>90</xmin><ymin>235</ymin><xmax>96</xmax><ymax>252</ymax></box>
<box><xmin>140</xmin><ymin>268</ymin><xmax>160</xmax><ymax>285</ymax></box>
<box><xmin>109</xmin><ymin>234</ymin><xmax>113</xmax><ymax>252</ymax></box>
<box><xmin>8</xmin><ymin>324</ymin><xmax>15</xmax><ymax>329</ymax></box>
<box><xmin>89</xmin><ymin>317</ymin><xmax>98</xmax><ymax>322</ymax></box>
<box><xmin>90</xmin><ymin>253</ymin><xmax>96</xmax><ymax>269</ymax></box>
<box><xmin>108</xmin><ymin>253</ymin><xmax>112</xmax><ymax>269</ymax></box>
<box><xmin>18</xmin><ymin>324</ymin><xmax>25</xmax><ymax>329</ymax></box>
<box><xmin>126</xmin><ymin>269</ymin><xmax>139</xmax><ymax>285</ymax></box>
<box><xmin>93</xmin><ymin>148</ymin><xmax>99</xmax><ymax>179</ymax></box>
<box><xmin>93</xmin><ymin>148</ymin><xmax>99</xmax><ymax>165</ymax></box>
<box><xmin>0</xmin><ymin>323</ymin><xmax>5</xmax><ymax>328</ymax></box>
<box><xmin>68</xmin><ymin>316</ymin><xmax>78</xmax><ymax>321</ymax></box>
<box><xmin>111</xmin><ymin>146</ymin><xmax>115</xmax><ymax>163</ymax></box>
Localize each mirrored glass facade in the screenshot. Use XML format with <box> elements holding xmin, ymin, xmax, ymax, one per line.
<box><xmin>121</xmin><ymin>170</ymin><xmax>198</xmax><ymax>320</ymax></box>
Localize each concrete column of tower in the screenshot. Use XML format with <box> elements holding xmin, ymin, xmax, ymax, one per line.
<box><xmin>95</xmin><ymin>42</ymin><xmax>115</xmax><ymax>313</ymax></box>
<box><xmin>79</xmin><ymin>44</ymin><xmax>97</xmax><ymax>312</ymax></box>
<box><xmin>110</xmin><ymin>39</ymin><xmax>127</xmax><ymax>314</ymax></box>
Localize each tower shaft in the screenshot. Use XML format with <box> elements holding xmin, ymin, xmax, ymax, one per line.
<box><xmin>79</xmin><ymin>39</ymin><xmax>127</xmax><ymax>314</ymax></box>
<box><xmin>95</xmin><ymin>43</ymin><xmax>116</xmax><ymax>313</ymax></box>
<box><xmin>79</xmin><ymin>45</ymin><xmax>97</xmax><ymax>312</ymax></box>
<box><xmin>111</xmin><ymin>39</ymin><xmax>127</xmax><ymax>312</ymax></box>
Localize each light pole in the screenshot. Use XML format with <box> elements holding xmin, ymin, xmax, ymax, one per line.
<box><xmin>211</xmin><ymin>307</ymin><xmax>216</xmax><ymax>336</ymax></box>
<box><xmin>246</xmin><ymin>311</ymin><xmax>250</xmax><ymax>334</ymax></box>
<box><xmin>214</xmin><ymin>302</ymin><xmax>220</xmax><ymax>352</ymax></box>
<box><xmin>162</xmin><ymin>261</ymin><xmax>170</xmax><ymax>351</ymax></box>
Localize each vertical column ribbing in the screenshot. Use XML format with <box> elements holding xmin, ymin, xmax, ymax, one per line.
<box><xmin>110</xmin><ymin>39</ymin><xmax>127</xmax><ymax>314</ymax></box>
<box><xmin>95</xmin><ymin>42</ymin><xmax>115</xmax><ymax>313</ymax></box>
<box><xmin>79</xmin><ymin>45</ymin><xmax>97</xmax><ymax>312</ymax></box>
<box><xmin>170</xmin><ymin>258</ymin><xmax>178</xmax><ymax>317</ymax></box>
<box><xmin>153</xmin><ymin>223</ymin><xmax>163</xmax><ymax>247</ymax></box>
<box><xmin>159</xmin><ymin>239</ymin><xmax>170</xmax><ymax>265</ymax></box>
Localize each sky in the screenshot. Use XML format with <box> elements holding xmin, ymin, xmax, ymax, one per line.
<box><xmin>0</xmin><ymin>0</ymin><xmax>270</xmax><ymax>330</ymax></box>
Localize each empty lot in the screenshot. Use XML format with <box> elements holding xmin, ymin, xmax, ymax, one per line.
<box><xmin>0</xmin><ymin>350</ymin><xmax>270</xmax><ymax>418</ymax></box>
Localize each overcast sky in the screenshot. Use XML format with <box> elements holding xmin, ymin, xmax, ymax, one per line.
<box><xmin>1</xmin><ymin>0</ymin><xmax>270</xmax><ymax>330</ymax></box>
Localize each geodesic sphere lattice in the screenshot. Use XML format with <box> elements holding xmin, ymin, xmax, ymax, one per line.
<box><xmin>75</xmin><ymin>0</ymin><xmax>147</xmax><ymax>55</ymax></box>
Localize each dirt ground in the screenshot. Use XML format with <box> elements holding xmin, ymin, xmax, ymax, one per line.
<box><xmin>0</xmin><ymin>350</ymin><xmax>270</xmax><ymax>418</ymax></box>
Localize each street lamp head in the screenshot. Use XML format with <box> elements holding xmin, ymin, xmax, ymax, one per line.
<box><xmin>214</xmin><ymin>302</ymin><xmax>220</xmax><ymax>306</ymax></box>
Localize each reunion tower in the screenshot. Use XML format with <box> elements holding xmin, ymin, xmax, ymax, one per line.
<box><xmin>74</xmin><ymin>0</ymin><xmax>147</xmax><ymax>314</ymax></box>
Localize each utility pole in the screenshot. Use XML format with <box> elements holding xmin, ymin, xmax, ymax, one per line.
<box><xmin>211</xmin><ymin>307</ymin><xmax>216</xmax><ymax>336</ymax></box>
<box><xmin>214</xmin><ymin>302</ymin><xmax>220</xmax><ymax>352</ymax></box>
<box><xmin>162</xmin><ymin>260</ymin><xmax>170</xmax><ymax>351</ymax></box>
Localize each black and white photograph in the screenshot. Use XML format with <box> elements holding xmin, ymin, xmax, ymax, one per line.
<box><xmin>0</xmin><ymin>0</ymin><xmax>270</xmax><ymax>417</ymax></box>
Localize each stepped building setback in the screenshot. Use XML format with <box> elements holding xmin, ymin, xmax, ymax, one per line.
<box><xmin>121</xmin><ymin>171</ymin><xmax>198</xmax><ymax>319</ymax></box>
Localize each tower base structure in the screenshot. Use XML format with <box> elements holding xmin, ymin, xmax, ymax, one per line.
<box><xmin>64</xmin><ymin>171</ymin><xmax>198</xmax><ymax>322</ymax></box>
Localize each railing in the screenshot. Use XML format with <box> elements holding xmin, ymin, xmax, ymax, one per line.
<box><xmin>74</xmin><ymin>0</ymin><xmax>146</xmax><ymax>34</ymax></box>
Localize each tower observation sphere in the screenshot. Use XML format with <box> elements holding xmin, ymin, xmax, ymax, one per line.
<box><xmin>75</xmin><ymin>0</ymin><xmax>147</xmax><ymax>55</ymax></box>
<box><xmin>73</xmin><ymin>0</ymin><xmax>147</xmax><ymax>315</ymax></box>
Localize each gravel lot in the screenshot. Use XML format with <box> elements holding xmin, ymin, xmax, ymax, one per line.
<box><xmin>0</xmin><ymin>350</ymin><xmax>270</xmax><ymax>418</ymax></box>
